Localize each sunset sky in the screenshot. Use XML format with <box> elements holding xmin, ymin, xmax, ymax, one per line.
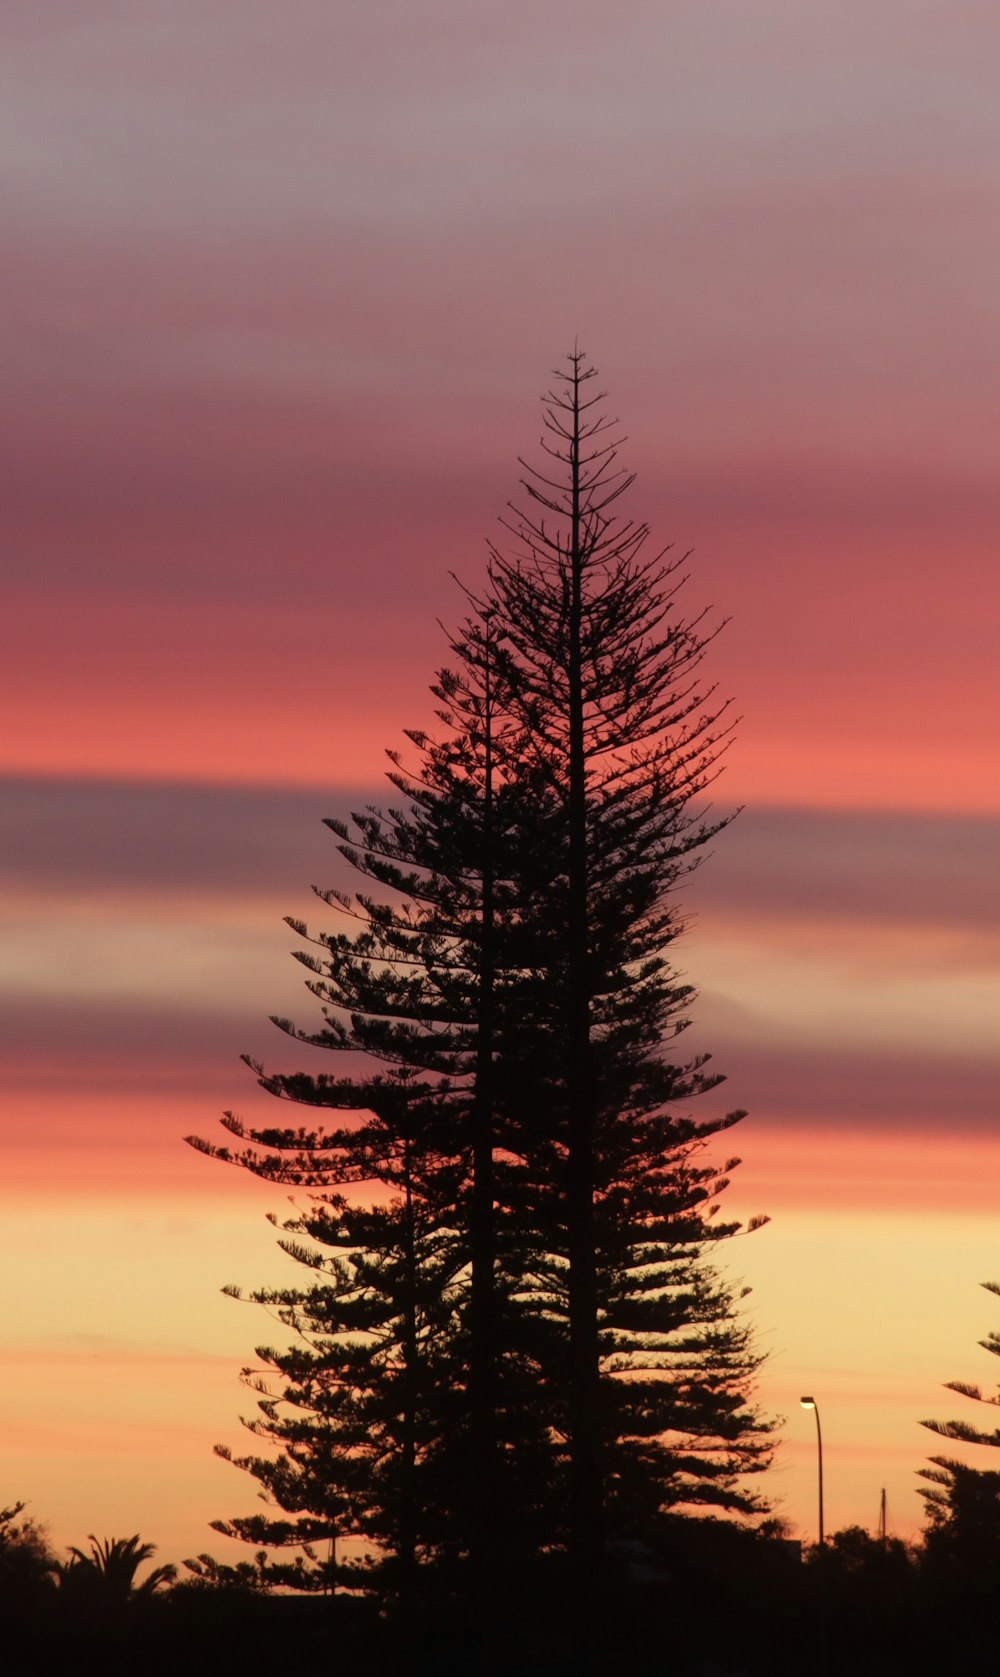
<box><xmin>3</xmin><ymin>2</ymin><xmax>999</xmax><ymax>1567</ymax></box>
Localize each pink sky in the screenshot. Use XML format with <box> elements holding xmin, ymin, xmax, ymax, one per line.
<box><xmin>3</xmin><ymin>1</ymin><xmax>999</xmax><ymax>1564</ymax></box>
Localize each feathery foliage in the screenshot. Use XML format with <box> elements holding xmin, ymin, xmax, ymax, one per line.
<box><xmin>190</xmin><ymin>350</ymin><xmax>771</xmax><ymax>1608</ymax></box>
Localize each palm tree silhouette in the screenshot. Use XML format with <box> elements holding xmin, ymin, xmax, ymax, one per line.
<box><xmin>60</xmin><ymin>1534</ymin><xmax>176</xmax><ymax>1602</ymax></box>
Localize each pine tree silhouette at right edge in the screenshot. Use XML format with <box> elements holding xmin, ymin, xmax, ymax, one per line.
<box><xmin>920</xmin><ymin>1279</ymin><xmax>1000</xmax><ymax>1582</ymax></box>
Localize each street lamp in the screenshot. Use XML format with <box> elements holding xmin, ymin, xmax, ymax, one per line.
<box><xmin>800</xmin><ymin>1396</ymin><xmax>824</xmax><ymax>1547</ymax></box>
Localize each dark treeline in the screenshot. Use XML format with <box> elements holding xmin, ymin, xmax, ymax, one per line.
<box><xmin>7</xmin><ymin>1500</ymin><xmax>1000</xmax><ymax>1676</ymax></box>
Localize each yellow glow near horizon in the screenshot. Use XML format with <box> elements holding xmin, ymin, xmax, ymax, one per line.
<box><xmin>0</xmin><ymin>1167</ymin><xmax>997</xmax><ymax>1563</ymax></box>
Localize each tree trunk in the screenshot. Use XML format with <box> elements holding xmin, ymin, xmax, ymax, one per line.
<box><xmin>470</xmin><ymin>624</ymin><xmax>497</xmax><ymax>1597</ymax></box>
<box><xmin>565</xmin><ymin>360</ymin><xmax>603</xmax><ymax>1604</ymax></box>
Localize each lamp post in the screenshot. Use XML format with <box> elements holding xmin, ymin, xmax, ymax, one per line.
<box><xmin>800</xmin><ymin>1395</ymin><xmax>824</xmax><ymax>1547</ymax></box>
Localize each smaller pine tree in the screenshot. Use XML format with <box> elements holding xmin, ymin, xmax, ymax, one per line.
<box><xmin>192</xmin><ymin>1082</ymin><xmax>468</xmax><ymax>1597</ymax></box>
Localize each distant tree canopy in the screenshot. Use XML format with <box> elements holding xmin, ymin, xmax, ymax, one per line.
<box><xmin>0</xmin><ymin>1502</ymin><xmax>58</xmax><ymax>1606</ymax></box>
<box><xmin>190</xmin><ymin>351</ymin><xmax>772</xmax><ymax>1611</ymax></box>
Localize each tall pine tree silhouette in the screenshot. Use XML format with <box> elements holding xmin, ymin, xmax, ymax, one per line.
<box><xmin>190</xmin><ymin>350</ymin><xmax>771</xmax><ymax>1611</ymax></box>
<box><xmin>482</xmin><ymin>351</ymin><xmax>770</xmax><ymax>1593</ymax></box>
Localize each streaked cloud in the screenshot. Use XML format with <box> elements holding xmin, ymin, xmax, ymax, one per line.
<box><xmin>5</xmin><ymin>778</ymin><xmax>998</xmax><ymax>918</ymax></box>
<box><xmin>2</xmin><ymin>781</ymin><xmax>996</xmax><ymax>1152</ymax></box>
<box><xmin>0</xmin><ymin>774</ymin><xmax>358</xmax><ymax>893</ymax></box>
